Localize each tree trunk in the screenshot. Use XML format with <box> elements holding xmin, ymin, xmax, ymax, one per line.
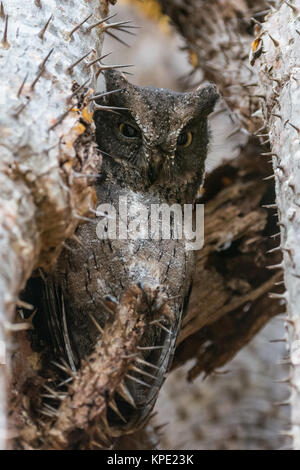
<box><xmin>0</xmin><ymin>0</ymin><xmax>109</xmax><ymax>449</ymax></box>
<box><xmin>252</xmin><ymin>2</ymin><xmax>300</xmax><ymax>449</ymax></box>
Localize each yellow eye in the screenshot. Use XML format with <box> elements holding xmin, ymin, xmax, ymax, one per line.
<box><xmin>177</xmin><ymin>130</ymin><xmax>193</xmax><ymax>148</ymax></box>
<box><xmin>119</xmin><ymin>122</ymin><xmax>139</xmax><ymax>138</ymax></box>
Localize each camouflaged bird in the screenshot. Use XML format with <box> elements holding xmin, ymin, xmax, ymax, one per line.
<box><xmin>32</xmin><ymin>70</ymin><xmax>218</xmax><ymax>449</ymax></box>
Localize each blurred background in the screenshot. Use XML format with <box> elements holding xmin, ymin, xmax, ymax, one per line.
<box><xmin>103</xmin><ymin>0</ymin><xmax>290</xmax><ymax>450</ymax></box>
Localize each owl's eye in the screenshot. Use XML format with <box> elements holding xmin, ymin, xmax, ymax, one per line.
<box><xmin>177</xmin><ymin>131</ymin><xmax>193</xmax><ymax>148</ymax></box>
<box><xmin>119</xmin><ymin>122</ymin><xmax>140</xmax><ymax>139</ymax></box>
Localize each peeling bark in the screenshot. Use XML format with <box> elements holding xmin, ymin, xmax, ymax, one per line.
<box><xmin>175</xmin><ymin>144</ymin><xmax>283</xmax><ymax>379</ymax></box>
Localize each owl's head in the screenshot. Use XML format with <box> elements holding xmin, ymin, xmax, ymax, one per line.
<box><xmin>94</xmin><ymin>70</ymin><xmax>219</xmax><ymax>199</ymax></box>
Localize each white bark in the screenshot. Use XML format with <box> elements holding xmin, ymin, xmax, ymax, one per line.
<box><xmin>0</xmin><ymin>0</ymin><xmax>108</xmax><ymax>449</ymax></box>
<box><xmin>253</xmin><ymin>0</ymin><xmax>300</xmax><ymax>449</ymax></box>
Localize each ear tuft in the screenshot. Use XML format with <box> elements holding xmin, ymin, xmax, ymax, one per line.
<box><xmin>193</xmin><ymin>83</ymin><xmax>220</xmax><ymax>116</ymax></box>
<box><xmin>102</xmin><ymin>69</ymin><xmax>131</xmax><ymax>93</ymax></box>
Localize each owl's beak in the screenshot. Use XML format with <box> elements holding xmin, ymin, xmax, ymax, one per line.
<box><xmin>148</xmin><ymin>153</ymin><xmax>164</xmax><ymax>184</ymax></box>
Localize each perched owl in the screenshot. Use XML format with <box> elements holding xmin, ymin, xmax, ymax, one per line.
<box><xmin>31</xmin><ymin>71</ymin><xmax>218</xmax><ymax>448</ymax></box>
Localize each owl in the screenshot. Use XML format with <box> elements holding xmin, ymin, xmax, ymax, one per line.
<box><xmin>30</xmin><ymin>71</ymin><xmax>218</xmax><ymax>448</ymax></box>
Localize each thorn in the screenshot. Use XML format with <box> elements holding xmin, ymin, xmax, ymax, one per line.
<box><xmin>277</xmin><ymin>359</ymin><xmax>292</xmax><ymax>366</ymax></box>
<box><xmin>271</xmin><ymin>113</ymin><xmax>282</xmax><ymax>120</ymax></box>
<box><xmin>44</xmin><ymin>403</ymin><xmax>59</xmax><ymax>415</ymax></box>
<box><xmin>106</xmin><ymin>30</ymin><xmax>131</xmax><ymax>48</ymax></box>
<box><xmin>69</xmin><ymin>13</ymin><xmax>93</xmax><ymax>38</ymax></box>
<box><xmin>251</xmin><ymin>17</ymin><xmax>263</xmax><ymax>26</ymax></box>
<box><xmin>125</xmin><ymin>374</ymin><xmax>152</xmax><ymax>388</ymax></box>
<box><xmin>270</xmin><ymin>232</ymin><xmax>281</xmax><ymax>239</ymax></box>
<box><xmin>263</xmin><ymin>174</ymin><xmax>275</xmax><ymax>181</ymax></box>
<box><xmin>96</xmin><ymin>420</ymin><xmax>111</xmax><ymax>444</ymax></box>
<box><xmin>262</xmin><ymin>204</ymin><xmax>277</xmax><ymax>208</ymax></box>
<box><xmin>129</xmin><ymin>365</ymin><xmax>157</xmax><ymax>381</ymax></box>
<box><xmin>96</xmin><ymin>148</ymin><xmax>115</xmax><ymax>159</ymax></box>
<box><xmin>17</xmin><ymin>73</ymin><xmax>28</xmax><ymax>98</ymax></box>
<box><xmin>38</xmin><ymin>14</ymin><xmax>53</xmax><ymax>40</ymax></box>
<box><xmin>0</xmin><ymin>2</ymin><xmax>5</xmax><ymax>19</ymax></box>
<box><xmin>48</xmin><ymin>106</ymin><xmax>74</xmax><ymax>132</ymax></box>
<box><xmin>241</xmin><ymin>82</ymin><xmax>258</xmax><ymax>88</ymax></box>
<box><xmin>286</xmin><ymin>318</ymin><xmax>296</xmax><ymax>327</ymax></box>
<box><xmin>97</xmin><ymin>297</ymin><xmax>116</xmax><ymax>316</ymax></box>
<box><xmin>69</xmin><ymin>234</ymin><xmax>84</xmax><ymax>248</ymax></box>
<box><xmin>269</xmin><ymin>338</ymin><xmax>286</xmax><ymax>343</ymax></box>
<box><xmin>261</xmin><ymin>152</ymin><xmax>278</xmax><ymax>157</ymax></box>
<box><xmin>266</xmin><ymin>246</ymin><xmax>281</xmax><ymax>254</ymax></box>
<box><xmin>109</xmin><ymin>398</ymin><xmax>126</xmax><ymax>423</ymax></box>
<box><xmin>86</xmin><ymin>13</ymin><xmax>117</xmax><ymax>32</ymax></box>
<box><xmin>67</xmin><ymin>50</ymin><xmax>93</xmax><ymax>74</ymax></box>
<box><xmin>88</xmin><ymin>312</ymin><xmax>104</xmax><ymax>334</ymax></box>
<box><xmin>57</xmin><ymin>377</ymin><xmax>73</xmax><ymax>388</ymax></box>
<box><xmin>278</xmin><ymin>430</ymin><xmax>293</xmax><ymax>438</ymax></box>
<box><xmin>73</xmin><ymin>213</ymin><xmax>97</xmax><ymax>224</ymax></box>
<box><xmin>1</xmin><ymin>14</ymin><xmax>9</xmax><ymax>49</ymax></box>
<box><xmin>34</xmin><ymin>0</ymin><xmax>42</xmax><ymax>7</ymax></box>
<box><xmin>41</xmin><ymin>393</ymin><xmax>63</xmax><ymax>401</ymax></box>
<box><xmin>287</xmin><ymin>121</ymin><xmax>300</xmax><ymax>133</ymax></box>
<box><xmin>61</xmin><ymin>292</ymin><xmax>77</xmax><ymax>373</ymax></box>
<box><xmin>16</xmin><ymin>298</ymin><xmax>34</xmax><ymax>310</ymax></box>
<box><xmin>273</xmin><ymin>400</ymin><xmax>290</xmax><ymax>407</ymax></box>
<box><xmin>117</xmin><ymin>382</ymin><xmax>136</xmax><ymax>408</ymax></box>
<box><xmin>102</xmin><ymin>19</ymin><xmax>136</xmax><ymax>32</ymax></box>
<box><xmin>39</xmin><ymin>408</ymin><xmax>55</xmax><ymax>418</ymax></box>
<box><xmin>275</xmin><ymin>377</ymin><xmax>290</xmax><ymax>383</ymax></box>
<box><xmin>51</xmin><ymin>359</ymin><xmax>75</xmax><ymax>377</ymax></box>
<box><xmin>150</xmin><ymin>320</ymin><xmax>172</xmax><ymax>334</ymax></box>
<box><xmin>283</xmin><ymin>1</ymin><xmax>299</xmax><ymax>15</ymax></box>
<box><xmin>266</xmin><ymin>262</ymin><xmax>283</xmax><ymax>270</ymax></box>
<box><xmin>31</xmin><ymin>48</ymin><xmax>54</xmax><ymax>90</ymax></box>
<box><xmin>91</xmin><ymin>440</ymin><xmax>105</xmax><ymax>450</ymax></box>
<box><xmin>268</xmin><ymin>292</ymin><xmax>286</xmax><ymax>299</ymax></box>
<box><xmin>39</xmin><ymin>48</ymin><xmax>54</xmax><ymax>70</ymax></box>
<box><xmin>96</xmin><ymin>63</ymin><xmax>134</xmax><ymax>76</ymax></box>
<box><xmin>116</xmin><ymin>26</ymin><xmax>137</xmax><ymax>37</ymax></box>
<box><xmin>67</xmin><ymin>78</ymin><xmax>91</xmax><ymax>103</ymax></box>
<box><xmin>137</xmin><ymin>345</ymin><xmax>165</xmax><ymax>351</ymax></box>
<box><xmin>1</xmin><ymin>318</ymin><xmax>32</xmax><ymax>332</ymax></box>
<box><xmin>267</xmin><ymin>33</ymin><xmax>279</xmax><ymax>47</ymax></box>
<box><xmin>136</xmin><ymin>357</ymin><xmax>160</xmax><ymax>371</ymax></box>
<box><xmin>42</xmin><ymin>384</ymin><xmax>65</xmax><ymax>401</ymax></box>
<box><xmin>88</xmin><ymin>88</ymin><xmax>122</xmax><ymax>102</ymax></box>
<box><xmin>94</xmin><ymin>104</ymin><xmax>128</xmax><ymax>112</ymax></box>
<box><xmin>85</xmin><ymin>51</ymin><xmax>112</xmax><ymax>68</ymax></box>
